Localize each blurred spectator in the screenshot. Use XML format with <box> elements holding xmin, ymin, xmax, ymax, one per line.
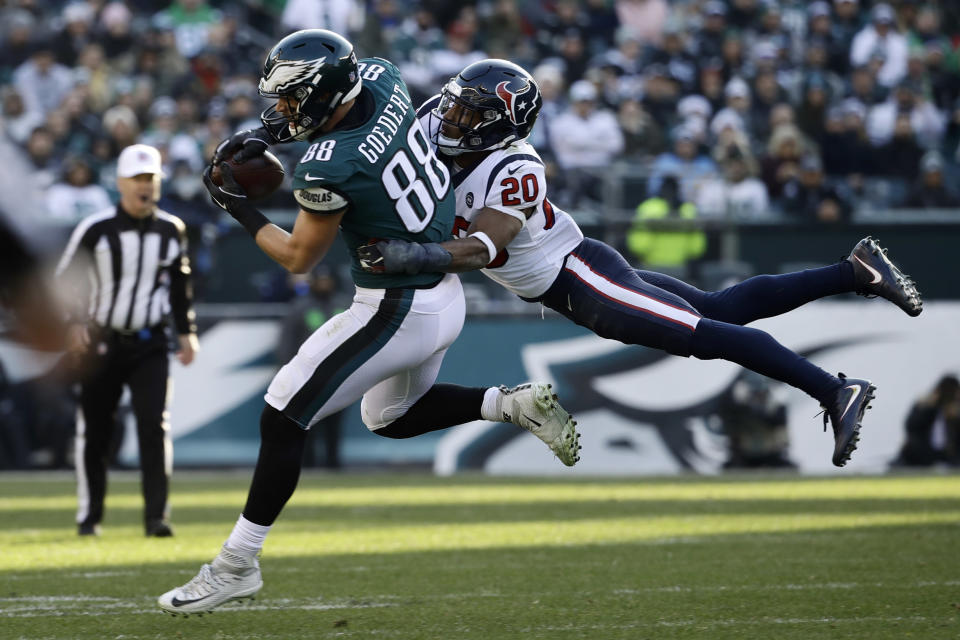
<box><xmin>832</xmin><ymin>0</ymin><xmax>863</xmax><ymax>52</ymax></box>
<box><xmin>847</xmin><ymin>63</ymin><xmax>888</xmax><ymax>107</ymax></box>
<box><xmin>768</xmin><ymin>102</ymin><xmax>797</xmax><ymax>132</ymax></box>
<box><xmin>698</xmin><ymin>58</ymin><xmax>727</xmax><ymax>113</ymax></box>
<box><xmin>405</xmin><ymin>19</ymin><xmax>487</xmax><ymax>103</ymax></box>
<box><xmin>807</xmin><ymin>2</ymin><xmax>846</xmax><ymax>76</ymax></box>
<box><xmin>727</xmin><ymin>0</ymin><xmax>762</xmax><ymax>32</ymax></box>
<box><xmin>1</xmin><ymin>9</ymin><xmax>40</xmax><ymax>81</ymax></box>
<box><xmin>584</xmin><ymin>0</ymin><xmax>620</xmax><ymax>52</ymax></box>
<box><xmin>694</xmin><ymin>1</ymin><xmax>728</xmax><ymax>61</ymax></box>
<box><xmin>550</xmin><ymin>26</ymin><xmax>592</xmax><ymax>87</ymax></box>
<box><xmin>102</xmin><ymin>105</ymin><xmax>140</xmax><ymax>158</ymax></box>
<box><xmin>677</xmin><ymin>94</ymin><xmax>713</xmax><ymax>133</ymax></box>
<box><xmin>627</xmin><ymin>175</ymin><xmax>703</xmax><ymax>275</ymax></box>
<box><xmin>614</xmin><ymin>0</ymin><xmax>667</xmax><ymax>48</ymax></box>
<box><xmin>850</xmin><ymin>3</ymin><xmax>908</xmax><ymax>88</ymax></box>
<box><xmin>648</xmin><ymin>21</ymin><xmax>697</xmax><ymax>93</ymax></box>
<box><xmin>761</xmin><ymin>123</ymin><xmax>809</xmax><ymax>200</ymax></box>
<box><xmin>99</xmin><ymin>2</ymin><xmax>136</xmax><ymax>59</ymax></box>
<box><xmin>618</xmin><ymin>98</ymin><xmax>664</xmax><ymax>157</ymax></box>
<box><xmin>782</xmin><ymin>154</ymin><xmax>854</xmax><ymax>223</ymax></box>
<box><xmin>697</xmin><ymin>145</ymin><xmax>770</xmax><ymax>220</ymax></box>
<box><xmin>1</xmin><ymin>86</ymin><xmax>43</xmax><ymax>145</ymax></box>
<box><xmin>45</xmin><ymin>155</ymin><xmax>111</xmax><ymax>224</ymax></box>
<box><xmin>796</xmin><ymin>73</ymin><xmax>833</xmax><ymax>146</ymax></box>
<box><xmin>54</xmin><ymin>3</ymin><xmax>96</xmax><ymax>66</ymax></box>
<box><xmin>549</xmin><ymin>80</ymin><xmax>624</xmax><ymax>207</ymax></box>
<box><xmin>641</xmin><ymin>64</ymin><xmax>682</xmax><ymax>130</ymax></box>
<box><xmin>13</xmin><ymin>46</ymin><xmax>74</xmax><ymax>117</ymax></box>
<box><xmin>153</xmin><ymin>0</ymin><xmax>223</xmax><ymax>60</ymax></box>
<box><xmin>867</xmin><ymin>78</ymin><xmax>946</xmax><ymax>149</ymax></box>
<box><xmin>535</xmin><ymin>0</ymin><xmax>589</xmax><ymax>57</ymax></box>
<box><xmin>875</xmin><ymin>113</ymin><xmax>925</xmax><ymax>181</ymax></box>
<box><xmin>904</xmin><ymin>151</ymin><xmax>960</xmax><ymax>208</ymax></box>
<box><xmin>717</xmin><ymin>370</ymin><xmax>794</xmax><ymax>469</ymax></box>
<box><xmin>479</xmin><ymin>0</ymin><xmax>527</xmax><ymax>60</ymax></box>
<box><xmin>526</xmin><ymin>63</ymin><xmax>565</xmax><ymax>158</ymax></box>
<box><xmin>822</xmin><ymin>101</ymin><xmax>873</xmax><ymax>193</ymax></box>
<box><xmin>799</xmin><ymin>35</ymin><xmax>846</xmax><ymax>97</ymax></box>
<box><xmin>392</xmin><ymin>5</ymin><xmax>446</xmax><ymax>65</ymax></box>
<box><xmin>750</xmin><ymin>71</ymin><xmax>789</xmax><ymax>143</ymax></box>
<box><xmin>891</xmin><ymin>374</ymin><xmax>960</xmax><ymax>467</ymax></box>
<box><xmin>756</xmin><ymin>4</ymin><xmax>790</xmax><ymax>52</ymax></box>
<box><xmin>712</xmin><ymin>77</ymin><xmax>754</xmax><ymax>140</ymax></box>
<box><xmin>602</xmin><ymin>27</ymin><xmax>645</xmax><ymax>78</ymax></box>
<box><xmin>720</xmin><ymin>30</ymin><xmax>747</xmax><ymax>81</ymax></box>
<box><xmin>648</xmin><ymin>124</ymin><xmax>717</xmax><ymax>205</ymax></box>
<box><xmin>281</xmin><ymin>0</ymin><xmax>363</xmax><ymax>38</ymax></box>
<box><xmin>23</xmin><ymin>127</ymin><xmax>60</xmax><ymax>191</ymax></box>
<box><xmin>944</xmin><ymin>97</ymin><xmax>960</xmax><ymax>160</ymax></box>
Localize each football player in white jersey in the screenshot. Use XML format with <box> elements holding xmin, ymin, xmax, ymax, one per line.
<box><xmin>357</xmin><ymin>59</ymin><xmax>925</xmax><ymax>469</ymax></box>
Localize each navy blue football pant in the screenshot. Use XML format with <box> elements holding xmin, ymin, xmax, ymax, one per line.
<box><xmin>536</xmin><ymin>238</ymin><xmax>857</xmax><ymax>403</ymax></box>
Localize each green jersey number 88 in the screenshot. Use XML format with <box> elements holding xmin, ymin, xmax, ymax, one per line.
<box><xmin>381</xmin><ymin>122</ymin><xmax>450</xmax><ymax>233</ymax></box>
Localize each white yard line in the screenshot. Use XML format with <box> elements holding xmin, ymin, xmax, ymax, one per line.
<box><xmin>2</xmin><ymin>579</ymin><xmax>958</xmax><ymax>619</ymax></box>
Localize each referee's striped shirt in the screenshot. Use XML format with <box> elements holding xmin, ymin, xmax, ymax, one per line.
<box><xmin>55</xmin><ymin>204</ymin><xmax>197</xmax><ymax>335</ymax></box>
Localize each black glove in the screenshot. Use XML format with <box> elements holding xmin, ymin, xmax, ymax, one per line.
<box><xmin>212</xmin><ymin>127</ymin><xmax>272</xmax><ymax>165</ymax></box>
<box><xmin>357</xmin><ymin>239</ymin><xmax>452</xmax><ymax>275</ymax></box>
<box><xmin>202</xmin><ymin>163</ymin><xmax>270</xmax><ymax>237</ymax></box>
<box><xmin>202</xmin><ymin>162</ymin><xmax>247</xmax><ymax>212</ymax></box>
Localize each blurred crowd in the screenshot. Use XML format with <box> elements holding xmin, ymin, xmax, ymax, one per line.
<box><xmin>2</xmin><ymin>0</ymin><xmax>960</xmax><ymax>245</ymax></box>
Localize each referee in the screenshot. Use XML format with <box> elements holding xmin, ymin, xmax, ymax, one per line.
<box><xmin>56</xmin><ymin>144</ymin><xmax>198</xmax><ymax>537</ymax></box>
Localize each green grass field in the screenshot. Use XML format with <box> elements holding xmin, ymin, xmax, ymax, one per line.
<box><xmin>3</xmin><ymin>471</ymin><xmax>959</xmax><ymax>639</ymax></box>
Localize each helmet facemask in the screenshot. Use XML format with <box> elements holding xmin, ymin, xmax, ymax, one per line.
<box><xmin>431</xmin><ymin>80</ymin><xmax>517</xmax><ymax>156</ymax></box>
<box><xmin>258</xmin><ymin>55</ymin><xmax>361</xmax><ymax>142</ymax></box>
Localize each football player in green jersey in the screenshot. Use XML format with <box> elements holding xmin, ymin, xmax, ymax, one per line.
<box><xmin>158</xmin><ymin>30</ymin><xmax>579</xmax><ymax>615</ymax></box>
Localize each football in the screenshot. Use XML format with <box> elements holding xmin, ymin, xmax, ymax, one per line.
<box><xmin>212</xmin><ymin>150</ymin><xmax>285</xmax><ymax>201</ymax></box>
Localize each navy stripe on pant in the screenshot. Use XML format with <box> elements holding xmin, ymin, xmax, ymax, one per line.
<box><xmin>537</xmin><ymin>238</ymin><xmax>846</xmax><ymax>402</ymax></box>
<box><xmin>539</xmin><ymin>238</ymin><xmax>702</xmax><ymax>356</ymax></box>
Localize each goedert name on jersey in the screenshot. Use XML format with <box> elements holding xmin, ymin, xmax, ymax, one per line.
<box><xmin>452</xmin><ymin>143</ymin><xmax>583</xmax><ymax>299</ymax></box>
<box><xmin>292</xmin><ymin>58</ymin><xmax>455</xmax><ymax>290</ymax></box>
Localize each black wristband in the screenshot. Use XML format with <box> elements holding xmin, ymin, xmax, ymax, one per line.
<box><xmin>228</xmin><ymin>199</ymin><xmax>271</xmax><ymax>238</ymax></box>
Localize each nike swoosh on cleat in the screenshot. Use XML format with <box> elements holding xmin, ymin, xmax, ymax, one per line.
<box><xmin>853</xmin><ymin>255</ymin><xmax>882</xmax><ymax>285</ymax></box>
<box><xmin>170</xmin><ymin>594</ymin><xmax>215</xmax><ymax>607</ymax></box>
<box><xmin>839</xmin><ymin>384</ymin><xmax>862</xmax><ymax>421</ymax></box>
<box><xmin>521</xmin><ymin>414</ymin><xmax>542</xmax><ymax>427</ymax></box>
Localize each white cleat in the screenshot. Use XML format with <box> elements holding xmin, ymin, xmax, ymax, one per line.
<box><xmin>158</xmin><ymin>547</ymin><xmax>263</xmax><ymax>616</ymax></box>
<box><xmin>498</xmin><ymin>382</ymin><xmax>580</xmax><ymax>466</ymax></box>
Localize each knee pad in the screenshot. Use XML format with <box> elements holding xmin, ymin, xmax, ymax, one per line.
<box><xmin>360</xmin><ymin>397</ymin><xmax>408</xmax><ymax>432</ymax></box>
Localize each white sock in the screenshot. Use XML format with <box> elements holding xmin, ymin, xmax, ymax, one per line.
<box><xmin>224</xmin><ymin>515</ymin><xmax>271</xmax><ymax>555</ymax></box>
<box><xmin>480</xmin><ymin>387</ymin><xmax>504</xmax><ymax>422</ymax></box>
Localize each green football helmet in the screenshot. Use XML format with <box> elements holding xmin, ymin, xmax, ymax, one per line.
<box><xmin>258</xmin><ymin>29</ymin><xmax>361</xmax><ymax>142</ymax></box>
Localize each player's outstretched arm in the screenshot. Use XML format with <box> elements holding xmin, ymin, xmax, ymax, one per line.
<box><xmin>440</xmin><ymin>207</ymin><xmax>523</xmax><ymax>272</ymax></box>
<box><xmin>255</xmin><ymin>207</ymin><xmax>343</xmax><ymax>274</ymax></box>
<box><xmin>203</xmin><ymin>162</ymin><xmax>343</xmax><ymax>273</ymax></box>
<box><xmin>358</xmin><ymin>207</ymin><xmax>523</xmax><ymax>275</ymax></box>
